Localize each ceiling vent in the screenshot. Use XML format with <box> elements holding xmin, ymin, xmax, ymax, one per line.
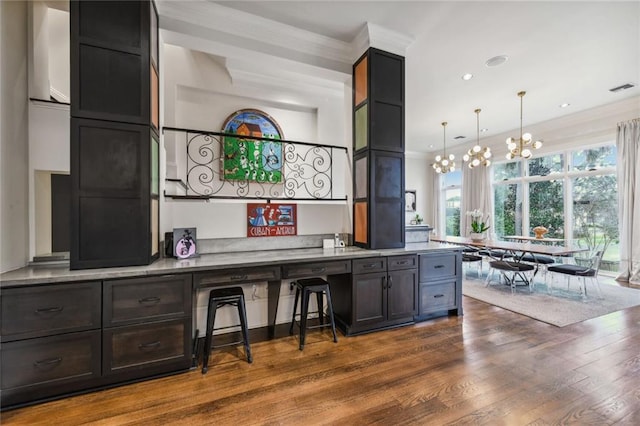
<box><xmin>609</xmin><ymin>82</ymin><xmax>635</xmax><ymax>93</ymax></box>
<box><xmin>454</xmin><ymin>136</ymin><xmax>466</xmax><ymax>140</ymax></box>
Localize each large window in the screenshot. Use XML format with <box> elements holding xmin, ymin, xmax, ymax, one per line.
<box><xmin>491</xmin><ymin>144</ymin><xmax>619</xmax><ymax>272</ymax></box>
<box><xmin>442</xmin><ymin>170</ymin><xmax>461</xmax><ymax>236</ymax></box>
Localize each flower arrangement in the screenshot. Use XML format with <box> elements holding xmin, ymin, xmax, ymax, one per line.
<box><xmin>467</xmin><ymin>209</ymin><xmax>490</xmax><ymax>233</ymax></box>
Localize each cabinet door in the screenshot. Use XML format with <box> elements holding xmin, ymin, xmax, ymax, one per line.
<box><xmin>353</xmin><ymin>272</ymin><xmax>386</xmax><ymax>327</ymax></box>
<box><xmin>387</xmin><ymin>269</ymin><xmax>417</xmax><ymax>320</ymax></box>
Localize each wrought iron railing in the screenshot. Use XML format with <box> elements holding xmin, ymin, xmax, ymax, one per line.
<box><xmin>163</xmin><ymin>127</ymin><xmax>349</xmax><ymax>201</ymax></box>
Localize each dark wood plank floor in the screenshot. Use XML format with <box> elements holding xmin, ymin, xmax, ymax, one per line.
<box><xmin>3</xmin><ymin>291</ymin><xmax>640</xmax><ymax>425</ymax></box>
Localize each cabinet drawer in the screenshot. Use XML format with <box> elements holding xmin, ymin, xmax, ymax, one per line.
<box><xmin>1</xmin><ymin>282</ymin><xmax>101</xmax><ymax>342</ymax></box>
<box><xmin>388</xmin><ymin>255</ymin><xmax>417</xmax><ymax>271</ymax></box>
<box><xmin>194</xmin><ymin>266</ymin><xmax>280</xmax><ymax>287</ymax></box>
<box><xmin>282</xmin><ymin>260</ymin><xmax>351</xmax><ymax>278</ymax></box>
<box><xmin>352</xmin><ymin>257</ymin><xmax>387</xmax><ymax>274</ymax></box>
<box><xmin>104</xmin><ymin>275</ymin><xmax>192</xmax><ymax>327</ymax></box>
<box><xmin>419</xmin><ymin>253</ymin><xmax>458</xmax><ymax>281</ymax></box>
<box><xmin>420</xmin><ymin>281</ymin><xmax>457</xmax><ymax>314</ymax></box>
<box><xmin>103</xmin><ymin>318</ymin><xmax>190</xmax><ymax>375</ymax></box>
<box><xmin>1</xmin><ymin>330</ymin><xmax>101</xmax><ymax>391</ymax></box>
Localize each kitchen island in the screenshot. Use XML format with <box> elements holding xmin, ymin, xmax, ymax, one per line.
<box><xmin>0</xmin><ymin>242</ymin><xmax>461</xmax><ymax>409</ymax></box>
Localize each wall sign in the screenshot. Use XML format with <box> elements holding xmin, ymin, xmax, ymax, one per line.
<box><xmin>221</xmin><ymin>109</ymin><xmax>284</xmax><ymax>183</ymax></box>
<box><xmin>247</xmin><ymin>203</ymin><xmax>297</xmax><ymax>237</ymax></box>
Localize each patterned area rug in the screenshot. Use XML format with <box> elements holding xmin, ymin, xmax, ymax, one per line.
<box><xmin>462</xmin><ymin>274</ymin><xmax>640</xmax><ymax>327</ymax></box>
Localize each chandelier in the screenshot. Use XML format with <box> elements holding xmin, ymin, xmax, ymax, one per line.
<box><xmin>463</xmin><ymin>108</ymin><xmax>492</xmax><ymax>168</ymax></box>
<box><xmin>505</xmin><ymin>91</ymin><xmax>542</xmax><ymax>159</ymax></box>
<box><xmin>432</xmin><ymin>122</ymin><xmax>455</xmax><ymax>174</ymax></box>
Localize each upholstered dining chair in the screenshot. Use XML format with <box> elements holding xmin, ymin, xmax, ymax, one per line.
<box><xmin>547</xmin><ymin>250</ymin><xmax>604</xmax><ymax>298</ymax></box>
<box><xmin>485</xmin><ymin>259</ymin><xmax>536</xmax><ymax>293</ymax></box>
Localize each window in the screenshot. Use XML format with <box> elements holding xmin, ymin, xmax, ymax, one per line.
<box><xmin>491</xmin><ymin>144</ymin><xmax>619</xmax><ymax>273</ymax></box>
<box><xmin>442</xmin><ymin>170</ymin><xmax>461</xmax><ymax>236</ymax></box>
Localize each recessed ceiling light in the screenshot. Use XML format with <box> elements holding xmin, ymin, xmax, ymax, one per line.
<box><xmin>559</xmin><ymin>103</ymin><xmax>570</xmax><ymax>108</ymax></box>
<box><xmin>462</xmin><ymin>73</ymin><xmax>473</xmax><ymax>81</ymax></box>
<box><xmin>480</xmin><ymin>128</ymin><xmax>488</xmax><ymax>133</ymax></box>
<box><xmin>429</xmin><ymin>144</ymin><xmax>434</xmax><ymax>148</ymax></box>
<box><xmin>485</xmin><ymin>55</ymin><xmax>509</xmax><ymax>67</ymax></box>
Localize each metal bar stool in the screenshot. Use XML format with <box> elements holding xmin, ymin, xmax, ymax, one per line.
<box><xmin>289</xmin><ymin>278</ymin><xmax>338</xmax><ymax>350</ymax></box>
<box><xmin>202</xmin><ymin>286</ymin><xmax>252</xmax><ymax>374</ymax></box>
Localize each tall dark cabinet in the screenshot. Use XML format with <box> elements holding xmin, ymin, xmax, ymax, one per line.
<box><xmin>70</xmin><ymin>0</ymin><xmax>160</xmax><ymax>269</ymax></box>
<box><xmin>353</xmin><ymin>48</ymin><xmax>405</xmax><ymax>249</ymax></box>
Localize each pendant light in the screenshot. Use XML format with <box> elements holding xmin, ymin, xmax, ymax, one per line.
<box><xmin>432</xmin><ymin>122</ymin><xmax>455</xmax><ymax>174</ymax></box>
<box><xmin>463</xmin><ymin>108</ymin><xmax>492</xmax><ymax>168</ymax></box>
<box><xmin>505</xmin><ymin>91</ymin><xmax>543</xmax><ymax>159</ymax></box>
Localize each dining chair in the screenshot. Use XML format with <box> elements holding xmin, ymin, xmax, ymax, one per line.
<box><xmin>485</xmin><ymin>260</ymin><xmax>536</xmax><ymax>293</ymax></box>
<box><xmin>546</xmin><ymin>250</ymin><xmax>603</xmax><ymax>298</ymax></box>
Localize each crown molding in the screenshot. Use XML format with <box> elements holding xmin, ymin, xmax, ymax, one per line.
<box><xmin>224</xmin><ymin>58</ymin><xmax>346</xmax><ymax>99</ymax></box>
<box><xmin>352</xmin><ymin>22</ymin><xmax>415</xmax><ymax>60</ymax></box>
<box><xmin>157</xmin><ymin>1</ymin><xmax>353</xmax><ymax>72</ymax></box>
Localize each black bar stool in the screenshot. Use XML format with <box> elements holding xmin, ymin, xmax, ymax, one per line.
<box><xmin>202</xmin><ymin>286</ymin><xmax>252</xmax><ymax>374</ymax></box>
<box><xmin>289</xmin><ymin>277</ymin><xmax>338</xmax><ymax>350</ymax></box>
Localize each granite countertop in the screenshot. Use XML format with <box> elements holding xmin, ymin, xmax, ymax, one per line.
<box><xmin>0</xmin><ymin>242</ymin><xmax>460</xmax><ymax>287</ymax></box>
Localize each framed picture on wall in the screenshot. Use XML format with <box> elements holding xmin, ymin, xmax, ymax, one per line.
<box><xmin>220</xmin><ymin>109</ymin><xmax>285</xmax><ymax>183</ymax></box>
<box><xmin>173</xmin><ymin>227</ymin><xmax>197</xmax><ymax>259</ymax></box>
<box><xmin>405</xmin><ymin>190</ymin><xmax>416</xmax><ymax>212</ymax></box>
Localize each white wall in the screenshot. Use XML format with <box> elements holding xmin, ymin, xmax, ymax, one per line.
<box><xmin>162</xmin><ymin>45</ymin><xmax>351</xmax><ymax>239</ymax></box>
<box><xmin>1</xmin><ymin>0</ymin><xmax>29</xmax><ymax>273</ymax></box>
<box><xmin>405</xmin><ymin>152</ymin><xmax>430</xmax><ymax>226</ymax></box>
<box><xmin>47</xmin><ymin>7</ymin><xmax>69</xmax><ymax>101</ymax></box>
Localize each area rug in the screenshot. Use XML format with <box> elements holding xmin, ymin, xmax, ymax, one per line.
<box><xmin>462</xmin><ymin>276</ymin><xmax>640</xmax><ymax>327</ymax></box>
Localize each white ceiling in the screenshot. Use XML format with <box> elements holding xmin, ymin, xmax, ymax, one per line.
<box><xmin>159</xmin><ymin>1</ymin><xmax>640</xmax><ymax>154</ymax></box>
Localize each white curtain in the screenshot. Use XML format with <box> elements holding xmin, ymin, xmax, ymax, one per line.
<box><xmin>460</xmin><ymin>164</ymin><xmax>493</xmax><ymax>237</ymax></box>
<box><xmin>431</xmin><ymin>172</ymin><xmax>442</xmax><ymax>236</ymax></box>
<box><xmin>617</xmin><ymin>118</ymin><xmax>640</xmax><ymax>285</ymax></box>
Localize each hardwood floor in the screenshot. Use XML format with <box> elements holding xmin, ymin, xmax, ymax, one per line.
<box><xmin>3</xmin><ymin>293</ymin><xmax>640</xmax><ymax>425</ymax></box>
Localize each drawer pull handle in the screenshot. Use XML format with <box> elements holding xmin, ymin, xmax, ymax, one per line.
<box><xmin>434</xmin><ymin>265</ymin><xmax>445</xmax><ymax>269</ymax></box>
<box><xmin>138</xmin><ymin>296</ymin><xmax>161</xmax><ymax>305</ymax></box>
<box><xmin>363</xmin><ymin>263</ymin><xmax>377</xmax><ymax>269</ymax></box>
<box><xmin>397</xmin><ymin>260</ymin><xmax>409</xmax><ymax>265</ymax></box>
<box><xmin>434</xmin><ymin>294</ymin><xmax>445</xmax><ymax>298</ymax></box>
<box><xmin>34</xmin><ymin>357</ymin><xmax>62</xmax><ymax>367</ymax></box>
<box><xmin>139</xmin><ymin>341</ymin><xmax>162</xmax><ymax>351</ymax></box>
<box><xmin>311</xmin><ymin>267</ymin><xmax>326</xmax><ymax>273</ymax></box>
<box><xmin>35</xmin><ymin>306</ymin><xmax>64</xmax><ymax>314</ymax></box>
<box><xmin>230</xmin><ymin>275</ymin><xmax>248</xmax><ymax>281</ymax></box>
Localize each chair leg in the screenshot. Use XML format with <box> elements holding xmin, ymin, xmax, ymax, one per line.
<box><xmin>299</xmin><ymin>288</ymin><xmax>311</xmax><ymax>350</ymax></box>
<box><xmin>202</xmin><ymin>301</ymin><xmax>218</xmax><ymax>374</ymax></box>
<box><xmin>316</xmin><ymin>291</ymin><xmax>324</xmax><ymax>325</ymax></box>
<box><xmin>324</xmin><ymin>288</ymin><xmax>338</xmax><ymax>343</ymax></box>
<box><xmin>237</xmin><ymin>296</ymin><xmax>252</xmax><ymax>363</ymax></box>
<box><xmin>484</xmin><ymin>268</ymin><xmax>495</xmax><ymax>287</ymax></box>
<box><xmin>289</xmin><ymin>285</ymin><xmax>300</xmax><ymax>335</ymax></box>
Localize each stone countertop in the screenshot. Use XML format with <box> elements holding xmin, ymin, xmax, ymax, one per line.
<box><xmin>0</xmin><ymin>242</ymin><xmax>460</xmax><ymax>288</ymax></box>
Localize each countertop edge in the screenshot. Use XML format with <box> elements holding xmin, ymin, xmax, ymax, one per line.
<box><xmin>0</xmin><ymin>243</ymin><xmax>461</xmax><ymax>288</ymax></box>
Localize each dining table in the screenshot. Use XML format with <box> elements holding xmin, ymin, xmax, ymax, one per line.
<box><xmin>503</xmin><ymin>235</ymin><xmax>565</xmax><ymax>245</ymax></box>
<box><xmin>430</xmin><ymin>235</ymin><xmax>586</xmax><ymax>258</ymax></box>
<box><xmin>431</xmin><ymin>235</ymin><xmax>589</xmax><ymax>288</ymax></box>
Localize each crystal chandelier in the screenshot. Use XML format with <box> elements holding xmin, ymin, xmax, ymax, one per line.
<box><xmin>463</xmin><ymin>108</ymin><xmax>492</xmax><ymax>168</ymax></box>
<box><xmin>505</xmin><ymin>91</ymin><xmax>542</xmax><ymax>159</ymax></box>
<box><xmin>432</xmin><ymin>121</ymin><xmax>455</xmax><ymax>174</ymax></box>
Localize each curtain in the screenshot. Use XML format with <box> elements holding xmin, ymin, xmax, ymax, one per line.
<box><xmin>431</xmin><ymin>172</ymin><xmax>442</xmax><ymax>236</ymax></box>
<box><xmin>616</xmin><ymin>118</ymin><xmax>640</xmax><ymax>285</ymax></box>
<box><xmin>460</xmin><ymin>164</ymin><xmax>493</xmax><ymax>237</ymax></box>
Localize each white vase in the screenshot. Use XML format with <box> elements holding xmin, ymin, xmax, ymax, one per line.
<box><xmin>469</xmin><ymin>232</ymin><xmax>485</xmax><ymax>242</ymax></box>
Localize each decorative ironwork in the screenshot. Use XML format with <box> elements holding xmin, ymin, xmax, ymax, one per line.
<box><xmin>163</xmin><ymin>127</ymin><xmax>348</xmax><ymax>201</ymax></box>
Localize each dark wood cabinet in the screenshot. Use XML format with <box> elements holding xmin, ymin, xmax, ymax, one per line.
<box><xmin>416</xmin><ymin>251</ymin><xmax>463</xmax><ymax>320</ymax></box>
<box><xmin>0</xmin><ymin>282</ymin><xmax>102</xmax><ymax>408</ymax></box>
<box><xmin>102</xmin><ymin>275</ymin><xmax>193</xmax><ymax>380</ymax></box>
<box><xmin>352</xmin><ymin>48</ymin><xmax>405</xmax><ymax>249</ymax></box>
<box><xmin>1</xmin><ymin>274</ymin><xmax>192</xmax><ymax>410</ymax></box>
<box><xmin>70</xmin><ymin>0</ymin><xmax>159</xmax><ymax>269</ymax></box>
<box><xmin>334</xmin><ymin>255</ymin><xmax>417</xmax><ymax>335</ymax></box>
